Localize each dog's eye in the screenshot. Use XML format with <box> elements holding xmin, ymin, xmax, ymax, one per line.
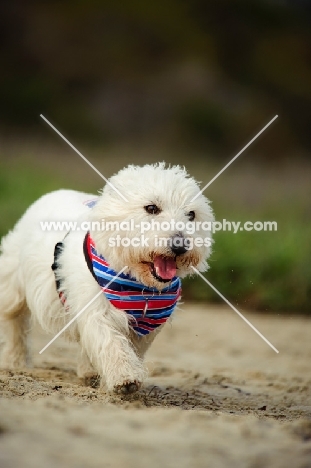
<box><xmin>187</xmin><ymin>211</ymin><xmax>195</xmax><ymax>221</ymax></box>
<box><xmin>145</xmin><ymin>204</ymin><xmax>160</xmax><ymax>215</ymax></box>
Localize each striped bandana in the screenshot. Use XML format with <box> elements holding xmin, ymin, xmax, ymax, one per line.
<box><xmin>83</xmin><ymin>233</ymin><xmax>181</xmax><ymax>336</ymax></box>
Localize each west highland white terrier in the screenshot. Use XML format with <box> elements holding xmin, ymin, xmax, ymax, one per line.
<box><xmin>0</xmin><ymin>163</ymin><xmax>214</xmax><ymax>394</ymax></box>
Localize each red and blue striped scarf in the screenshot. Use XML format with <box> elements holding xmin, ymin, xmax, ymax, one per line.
<box><xmin>83</xmin><ymin>233</ymin><xmax>181</xmax><ymax>336</ymax></box>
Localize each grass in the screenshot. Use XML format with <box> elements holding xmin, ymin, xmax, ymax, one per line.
<box><xmin>183</xmin><ymin>215</ymin><xmax>311</xmax><ymax>313</ymax></box>
<box><xmin>0</xmin><ymin>145</ymin><xmax>310</xmax><ymax>314</ymax></box>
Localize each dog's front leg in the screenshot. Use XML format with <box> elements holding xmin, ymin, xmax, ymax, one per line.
<box><xmin>79</xmin><ymin>313</ymin><xmax>146</xmax><ymax>394</ymax></box>
<box><xmin>106</xmin><ymin>332</ymin><xmax>146</xmax><ymax>395</ymax></box>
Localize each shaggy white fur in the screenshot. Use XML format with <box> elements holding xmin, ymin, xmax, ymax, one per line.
<box><xmin>0</xmin><ymin>163</ymin><xmax>214</xmax><ymax>393</ymax></box>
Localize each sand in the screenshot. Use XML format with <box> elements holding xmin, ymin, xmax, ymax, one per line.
<box><xmin>0</xmin><ymin>304</ymin><xmax>310</xmax><ymax>468</ymax></box>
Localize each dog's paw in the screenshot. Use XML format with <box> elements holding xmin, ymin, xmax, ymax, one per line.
<box><xmin>113</xmin><ymin>380</ymin><xmax>141</xmax><ymax>395</ymax></box>
<box><xmin>0</xmin><ymin>350</ymin><xmax>29</xmax><ymax>370</ymax></box>
<box><xmin>80</xmin><ymin>372</ymin><xmax>100</xmax><ymax>388</ymax></box>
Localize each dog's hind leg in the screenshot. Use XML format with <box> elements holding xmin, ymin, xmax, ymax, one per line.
<box><xmin>0</xmin><ymin>307</ymin><xmax>30</xmax><ymax>368</ymax></box>
<box><xmin>77</xmin><ymin>348</ymin><xmax>100</xmax><ymax>387</ymax></box>
<box><xmin>0</xmin><ymin>231</ymin><xmax>30</xmax><ymax>368</ymax></box>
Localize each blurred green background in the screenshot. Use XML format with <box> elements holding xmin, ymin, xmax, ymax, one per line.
<box><xmin>0</xmin><ymin>0</ymin><xmax>310</xmax><ymax>313</ymax></box>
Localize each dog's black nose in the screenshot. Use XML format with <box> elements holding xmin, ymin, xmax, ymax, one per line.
<box><xmin>170</xmin><ymin>235</ymin><xmax>188</xmax><ymax>255</ymax></box>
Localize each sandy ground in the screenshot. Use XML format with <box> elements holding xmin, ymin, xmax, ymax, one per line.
<box><xmin>0</xmin><ymin>304</ymin><xmax>310</xmax><ymax>468</ymax></box>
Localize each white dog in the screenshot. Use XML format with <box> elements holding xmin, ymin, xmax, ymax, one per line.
<box><xmin>0</xmin><ymin>163</ymin><xmax>214</xmax><ymax>393</ymax></box>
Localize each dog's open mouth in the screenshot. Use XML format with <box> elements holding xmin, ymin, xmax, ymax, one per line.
<box><xmin>147</xmin><ymin>255</ymin><xmax>177</xmax><ymax>283</ymax></box>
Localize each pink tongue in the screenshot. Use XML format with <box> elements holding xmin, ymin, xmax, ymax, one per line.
<box><xmin>154</xmin><ymin>256</ymin><xmax>177</xmax><ymax>280</ymax></box>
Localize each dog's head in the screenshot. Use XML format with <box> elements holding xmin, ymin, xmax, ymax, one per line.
<box><xmin>89</xmin><ymin>163</ymin><xmax>214</xmax><ymax>290</ymax></box>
